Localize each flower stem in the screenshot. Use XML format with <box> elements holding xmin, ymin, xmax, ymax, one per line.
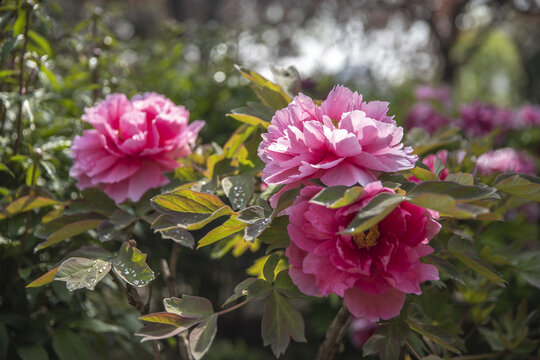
<box><xmin>217</xmin><ymin>298</ymin><xmax>250</xmax><ymax>316</ymax></box>
<box><xmin>316</xmin><ymin>304</ymin><xmax>351</xmax><ymax>360</ymax></box>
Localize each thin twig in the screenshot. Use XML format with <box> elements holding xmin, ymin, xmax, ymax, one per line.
<box><xmin>217</xmin><ymin>298</ymin><xmax>250</xmax><ymax>316</ymax></box>
<box><xmin>316</xmin><ymin>304</ymin><xmax>351</xmax><ymax>360</ymax></box>
<box><xmin>13</xmin><ymin>6</ymin><xmax>30</xmax><ymax>155</ymax></box>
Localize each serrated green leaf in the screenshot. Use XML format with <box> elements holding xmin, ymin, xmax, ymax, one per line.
<box><xmin>197</xmin><ymin>215</ymin><xmax>247</xmax><ymax>248</ymax></box>
<box><xmin>222</xmin><ymin>175</ymin><xmax>255</xmax><ymax>210</ymax></box>
<box><xmin>261</xmin><ymin>291</ymin><xmax>306</xmax><ymax>357</ymax></box>
<box><xmin>26</xmin><ymin>266</ymin><xmax>60</xmax><ymax>288</ymax></box>
<box><xmin>494</xmin><ymin>173</ymin><xmax>540</xmax><ymax>202</ymax></box>
<box><xmin>310</xmin><ymin>186</ymin><xmax>364</xmax><ymax>208</ymax></box>
<box><xmin>342</xmin><ymin>193</ymin><xmax>404</xmax><ymax>235</ymax></box>
<box><xmin>34</xmin><ymin>219</ymin><xmax>103</xmax><ymax>252</ymax></box>
<box><xmin>54</xmin><ymin>257</ymin><xmax>111</xmax><ymax>291</ymax></box>
<box><xmin>112</xmin><ymin>242</ymin><xmax>155</xmax><ymax>287</ymax></box>
<box><xmin>189</xmin><ymin>314</ymin><xmax>218</xmax><ymax>360</ymax></box>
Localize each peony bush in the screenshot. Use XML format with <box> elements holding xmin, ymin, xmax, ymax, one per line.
<box><xmin>1</xmin><ymin>7</ymin><xmax>540</xmax><ymax>359</ymax></box>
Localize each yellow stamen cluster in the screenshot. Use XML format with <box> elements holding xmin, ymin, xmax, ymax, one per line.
<box><xmin>352</xmin><ymin>225</ymin><xmax>380</xmax><ymax>249</ymax></box>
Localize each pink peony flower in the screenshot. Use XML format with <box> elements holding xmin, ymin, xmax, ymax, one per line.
<box><xmin>258</xmin><ymin>86</ymin><xmax>417</xmax><ymax>188</ymax></box>
<box><xmin>410</xmin><ymin>150</ymin><xmax>449</xmax><ymax>183</ymax></box>
<box><xmin>70</xmin><ymin>93</ymin><xmax>204</xmax><ymax>203</ymax></box>
<box><xmin>350</xmin><ymin>317</ymin><xmax>379</xmax><ymax>348</ymax></box>
<box><xmin>459</xmin><ymin>102</ymin><xmax>512</xmax><ymax>137</ymax></box>
<box><xmin>405</xmin><ymin>103</ymin><xmax>452</xmax><ymax>135</ymax></box>
<box><xmin>476</xmin><ymin>148</ymin><xmax>536</xmax><ymax>176</ymax></box>
<box><xmin>285</xmin><ymin>181</ymin><xmax>440</xmax><ymax>321</ymax></box>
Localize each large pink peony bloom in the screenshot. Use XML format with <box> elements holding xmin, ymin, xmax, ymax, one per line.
<box><xmin>258</xmin><ymin>86</ymin><xmax>417</xmax><ymax>187</ymax></box>
<box><xmin>476</xmin><ymin>148</ymin><xmax>536</xmax><ymax>176</ymax></box>
<box><xmin>70</xmin><ymin>93</ymin><xmax>204</xmax><ymax>203</ymax></box>
<box><xmin>285</xmin><ymin>182</ymin><xmax>440</xmax><ymax>321</ymax></box>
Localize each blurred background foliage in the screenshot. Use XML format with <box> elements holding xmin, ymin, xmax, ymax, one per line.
<box><xmin>1</xmin><ymin>0</ymin><xmax>540</xmax><ymax>359</ymax></box>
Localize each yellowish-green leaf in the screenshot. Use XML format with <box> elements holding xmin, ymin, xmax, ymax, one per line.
<box><xmin>26</xmin><ymin>266</ymin><xmax>60</xmax><ymax>288</ymax></box>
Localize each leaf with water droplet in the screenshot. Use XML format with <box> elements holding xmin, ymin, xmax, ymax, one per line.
<box><xmin>222</xmin><ymin>175</ymin><xmax>255</xmax><ymax>210</ymax></box>
<box><xmin>152</xmin><ymin>215</ymin><xmax>195</xmax><ymax>248</ymax></box>
<box><xmin>112</xmin><ymin>242</ymin><xmax>155</xmax><ymax>287</ymax></box>
<box><xmin>54</xmin><ymin>257</ymin><xmax>111</xmax><ymax>291</ymax></box>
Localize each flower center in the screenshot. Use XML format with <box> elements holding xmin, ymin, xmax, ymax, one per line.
<box><xmin>352</xmin><ymin>225</ymin><xmax>380</xmax><ymax>249</ymax></box>
<box><xmin>331</xmin><ymin>118</ymin><xmax>340</xmax><ymax>128</ymax></box>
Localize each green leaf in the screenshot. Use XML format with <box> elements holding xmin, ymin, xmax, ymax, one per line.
<box><xmin>235</xmin><ymin>65</ymin><xmax>291</xmax><ymax>110</ymax></box>
<box><xmin>189</xmin><ymin>314</ymin><xmax>218</xmax><ymax>360</ymax></box>
<box><xmin>423</xmin><ymin>255</ymin><xmax>464</xmax><ymax>285</ymax></box>
<box><xmin>112</xmin><ymin>242</ymin><xmax>155</xmax><ymax>287</ymax></box>
<box><xmin>27</xmin><ymin>30</ymin><xmax>53</xmax><ymax>56</ymax></box>
<box><xmin>222</xmin><ymin>175</ymin><xmax>255</xmax><ymax>210</ymax></box>
<box><xmin>163</xmin><ymin>295</ymin><xmax>214</xmax><ymax>319</ymax></box>
<box><xmin>447</xmin><ymin>250</ymin><xmax>506</xmax><ymax>287</ymax></box>
<box><xmin>445</xmin><ymin>173</ymin><xmax>474</xmax><ymax>186</ymax></box>
<box><xmin>494</xmin><ymin>173</ymin><xmax>540</xmax><ymax>202</ymax></box>
<box><xmin>34</xmin><ymin>219</ymin><xmax>103</xmax><ymax>252</ymax></box>
<box><xmin>363</xmin><ymin>319</ymin><xmax>408</xmax><ymax>360</ymax></box>
<box><xmin>309</xmin><ymin>186</ymin><xmax>364</xmax><ymax>208</ymax></box>
<box><xmin>1</xmin><ymin>36</ymin><xmax>20</xmax><ymax>65</ymax></box>
<box><xmin>17</xmin><ymin>345</ymin><xmax>49</xmax><ymax>360</ymax></box>
<box><xmin>197</xmin><ymin>215</ymin><xmax>248</xmax><ymax>248</ymax></box>
<box><xmin>244</xmin><ymin>217</ymin><xmax>272</xmax><ymax>243</ymax></box>
<box><xmin>152</xmin><ymin>189</ymin><xmax>234</xmax><ymax>230</ymax></box>
<box><xmin>0</xmin><ymin>195</ymin><xmax>59</xmax><ymax>220</ymax></box>
<box><xmin>80</xmin><ymin>188</ymin><xmax>118</xmax><ymax>216</ymax></box>
<box><xmin>227</xmin><ymin>113</ymin><xmax>270</xmax><ymax>129</ymax></box>
<box><xmin>52</xmin><ymin>330</ymin><xmax>91</xmax><ymax>360</ymax></box>
<box><xmin>407</xmin><ymin>193</ymin><xmax>490</xmax><ymax>219</ymax></box>
<box><xmin>110</xmin><ymin>209</ymin><xmax>137</xmax><ymax>229</ymax></box>
<box><xmin>263</xmin><ymin>253</ymin><xmax>281</xmax><ymax>282</ymax></box>
<box><xmin>54</xmin><ymin>257</ymin><xmax>111</xmax><ymax>291</ymax></box>
<box><xmin>274</xmin><ymin>186</ymin><xmax>302</xmax><ymax>214</ymax></box>
<box><xmin>406</xmin><ymin>127</ymin><xmax>460</xmax><ymax>155</ymax></box>
<box><xmin>0</xmin><ymin>163</ymin><xmax>14</xmax><ymax>177</ymax></box>
<box><xmin>342</xmin><ymin>193</ymin><xmax>404</xmax><ymax>235</ymax></box>
<box><xmin>13</xmin><ymin>10</ymin><xmax>27</xmax><ymax>36</ymax></box>
<box><xmin>274</xmin><ymin>270</ymin><xmax>304</xmax><ymax>298</ymax></box>
<box><xmin>136</xmin><ymin>313</ymin><xmax>199</xmax><ymax>342</ymax></box>
<box><xmin>405</xmin><ymin>319</ymin><xmax>462</xmax><ymax>355</ymax></box>
<box><xmin>259</xmin><ymin>216</ymin><xmax>290</xmax><ymax>253</ymax></box>
<box><xmin>152</xmin><ymin>215</ymin><xmax>195</xmax><ymax>248</ymax></box>
<box><xmin>407</xmin><ymin>181</ymin><xmax>498</xmax><ymax>202</ymax></box>
<box><xmin>26</xmin><ymin>265</ymin><xmax>60</xmax><ymax>288</ymax></box>
<box><xmin>410</xmin><ymin>166</ymin><xmax>438</xmax><ymax>181</ymax></box>
<box><xmin>223</xmin><ymin>278</ymin><xmax>273</xmax><ymax>306</ymax></box>
<box><xmin>261</xmin><ymin>291</ymin><xmax>306</xmax><ymax>357</ymax></box>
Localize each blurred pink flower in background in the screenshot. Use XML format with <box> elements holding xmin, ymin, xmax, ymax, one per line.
<box><xmin>459</xmin><ymin>102</ymin><xmax>512</xmax><ymax>137</ymax></box>
<box><xmin>70</xmin><ymin>93</ymin><xmax>204</xmax><ymax>203</ymax></box>
<box><xmin>517</xmin><ymin>104</ymin><xmax>540</xmax><ymax>128</ymax></box>
<box><xmin>476</xmin><ymin>148</ymin><xmax>536</xmax><ymax>175</ymax></box>
<box><xmin>259</xmin><ymin>85</ymin><xmax>417</xmax><ymax>188</ymax></box>
<box><xmin>405</xmin><ymin>104</ymin><xmax>452</xmax><ymax>135</ymax></box>
<box><xmin>285</xmin><ymin>182</ymin><xmax>440</xmax><ymax>321</ymax></box>
<box><xmin>350</xmin><ymin>317</ymin><xmax>379</xmax><ymax>348</ymax></box>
